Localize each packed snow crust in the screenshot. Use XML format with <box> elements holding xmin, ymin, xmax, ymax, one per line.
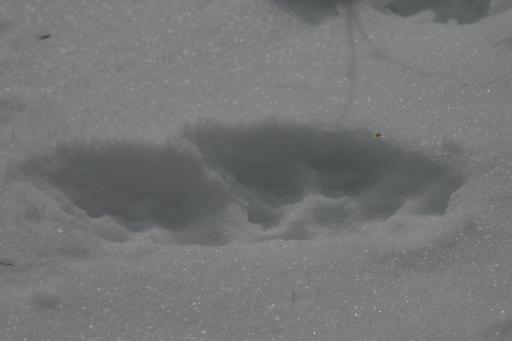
<box><xmin>1</xmin><ymin>0</ymin><xmax>512</xmax><ymax>340</ymax></box>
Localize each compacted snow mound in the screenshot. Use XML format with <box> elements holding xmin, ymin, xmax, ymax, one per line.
<box><xmin>19</xmin><ymin>120</ymin><xmax>464</xmax><ymax>245</ymax></box>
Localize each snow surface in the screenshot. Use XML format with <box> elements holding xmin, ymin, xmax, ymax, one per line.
<box><xmin>1</xmin><ymin>0</ymin><xmax>512</xmax><ymax>340</ymax></box>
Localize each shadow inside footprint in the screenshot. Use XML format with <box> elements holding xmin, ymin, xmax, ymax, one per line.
<box><xmin>189</xmin><ymin>120</ymin><xmax>463</xmax><ymax>228</ymax></box>
<box><xmin>18</xmin><ymin>120</ymin><xmax>464</xmax><ymax>244</ymax></box>
<box><xmin>19</xmin><ymin>141</ymin><xmax>229</xmax><ymax>244</ymax></box>
<box><xmin>384</xmin><ymin>0</ymin><xmax>491</xmax><ymax>24</ymax></box>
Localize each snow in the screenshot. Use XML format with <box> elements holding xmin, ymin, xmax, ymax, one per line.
<box><xmin>1</xmin><ymin>0</ymin><xmax>512</xmax><ymax>340</ymax></box>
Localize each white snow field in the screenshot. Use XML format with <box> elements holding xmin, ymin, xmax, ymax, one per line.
<box><xmin>1</xmin><ymin>0</ymin><xmax>512</xmax><ymax>340</ymax></box>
